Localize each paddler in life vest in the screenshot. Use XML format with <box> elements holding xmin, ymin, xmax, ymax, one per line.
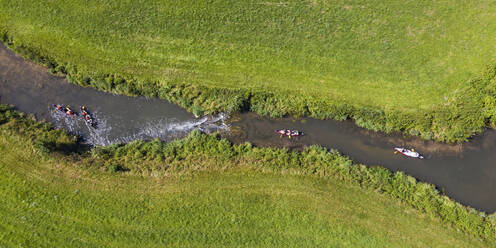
<box><xmin>54</xmin><ymin>104</ymin><xmax>63</xmax><ymax>111</ymax></box>
<box><xmin>81</xmin><ymin>106</ymin><xmax>88</xmax><ymax>115</ymax></box>
<box><xmin>65</xmin><ymin>107</ymin><xmax>74</xmax><ymax>115</ymax></box>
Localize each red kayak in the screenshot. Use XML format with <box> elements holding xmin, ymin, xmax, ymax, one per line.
<box><xmin>53</xmin><ymin>104</ymin><xmax>77</xmax><ymax>116</ymax></box>
<box><xmin>81</xmin><ymin>106</ymin><xmax>96</xmax><ymax>128</ymax></box>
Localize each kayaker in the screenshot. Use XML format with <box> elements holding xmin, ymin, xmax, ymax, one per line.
<box><xmin>65</xmin><ymin>107</ymin><xmax>74</xmax><ymax>115</ymax></box>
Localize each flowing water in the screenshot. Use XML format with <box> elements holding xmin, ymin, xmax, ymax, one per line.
<box><xmin>0</xmin><ymin>44</ymin><xmax>228</xmax><ymax>146</ymax></box>
<box><xmin>1</xmin><ymin>43</ymin><xmax>495</xmax><ymax>212</ymax></box>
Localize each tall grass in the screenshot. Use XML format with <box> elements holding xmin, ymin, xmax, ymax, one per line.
<box><xmin>1</xmin><ymin>0</ymin><xmax>496</xmax><ymax>142</ymax></box>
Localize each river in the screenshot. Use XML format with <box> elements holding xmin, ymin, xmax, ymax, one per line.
<box><xmin>1</xmin><ymin>43</ymin><xmax>495</xmax><ymax>213</ymax></box>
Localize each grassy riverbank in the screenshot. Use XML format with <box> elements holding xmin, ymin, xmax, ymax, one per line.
<box><xmin>0</xmin><ymin>141</ymin><xmax>488</xmax><ymax>247</ymax></box>
<box><xmin>1</xmin><ymin>105</ymin><xmax>496</xmax><ymax>246</ymax></box>
<box><xmin>2</xmin><ymin>1</ymin><xmax>496</xmax><ymax>141</ymax></box>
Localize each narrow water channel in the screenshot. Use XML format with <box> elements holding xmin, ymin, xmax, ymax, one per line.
<box><xmin>0</xmin><ymin>44</ymin><xmax>227</xmax><ymax>145</ymax></box>
<box><xmin>1</xmin><ymin>43</ymin><xmax>495</xmax><ymax>213</ymax></box>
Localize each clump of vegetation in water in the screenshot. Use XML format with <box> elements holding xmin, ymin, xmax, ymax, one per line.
<box><xmin>1</xmin><ymin>1</ymin><xmax>496</xmax><ymax>142</ymax></box>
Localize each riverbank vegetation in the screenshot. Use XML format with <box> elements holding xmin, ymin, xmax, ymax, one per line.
<box><xmin>1</xmin><ymin>104</ymin><xmax>495</xmax><ymax>246</ymax></box>
<box><xmin>2</xmin><ymin>1</ymin><xmax>496</xmax><ymax>142</ymax></box>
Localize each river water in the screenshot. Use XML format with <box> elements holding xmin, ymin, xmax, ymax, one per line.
<box><xmin>1</xmin><ymin>43</ymin><xmax>495</xmax><ymax>213</ymax></box>
<box><xmin>0</xmin><ymin>44</ymin><xmax>228</xmax><ymax>145</ymax></box>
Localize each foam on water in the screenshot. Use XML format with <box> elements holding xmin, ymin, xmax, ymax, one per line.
<box><xmin>50</xmin><ymin>109</ymin><xmax>228</xmax><ymax>146</ymax></box>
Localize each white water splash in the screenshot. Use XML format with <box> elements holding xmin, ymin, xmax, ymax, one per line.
<box><xmin>50</xmin><ymin>108</ymin><xmax>229</xmax><ymax>146</ymax></box>
<box><xmin>50</xmin><ymin>108</ymin><xmax>84</xmax><ymax>132</ymax></box>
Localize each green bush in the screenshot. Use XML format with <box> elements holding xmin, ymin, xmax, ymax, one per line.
<box><xmin>34</xmin><ymin>136</ymin><xmax>55</xmax><ymax>155</ymax></box>
<box><xmin>107</xmin><ymin>163</ymin><xmax>125</xmax><ymax>173</ymax></box>
<box><xmin>191</xmin><ymin>105</ymin><xmax>204</xmax><ymax>117</ymax></box>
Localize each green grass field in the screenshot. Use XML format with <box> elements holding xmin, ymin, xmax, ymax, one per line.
<box><xmin>2</xmin><ymin>0</ymin><xmax>496</xmax><ymax>141</ymax></box>
<box><xmin>0</xmin><ymin>126</ymin><xmax>491</xmax><ymax>247</ymax></box>
<box><xmin>2</xmin><ymin>2</ymin><xmax>496</xmax><ymax>245</ymax></box>
<box><xmin>1</xmin><ymin>104</ymin><xmax>495</xmax><ymax>246</ymax></box>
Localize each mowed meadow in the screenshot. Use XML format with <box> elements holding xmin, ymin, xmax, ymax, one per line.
<box><xmin>0</xmin><ymin>105</ymin><xmax>492</xmax><ymax>247</ymax></box>
<box><xmin>3</xmin><ymin>2</ymin><xmax>496</xmax><ymax>246</ymax></box>
<box><xmin>0</xmin><ymin>153</ymin><xmax>487</xmax><ymax>247</ymax></box>
<box><xmin>2</xmin><ymin>0</ymin><xmax>496</xmax><ymax>141</ymax></box>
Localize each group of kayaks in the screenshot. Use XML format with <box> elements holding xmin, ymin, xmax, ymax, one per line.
<box><xmin>274</xmin><ymin>129</ymin><xmax>424</xmax><ymax>159</ymax></box>
<box><xmin>53</xmin><ymin>104</ymin><xmax>96</xmax><ymax>128</ymax></box>
<box><xmin>52</xmin><ymin>109</ymin><xmax>424</xmax><ymax>158</ymax></box>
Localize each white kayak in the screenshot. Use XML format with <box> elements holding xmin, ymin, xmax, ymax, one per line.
<box><xmin>394</xmin><ymin>147</ymin><xmax>424</xmax><ymax>159</ymax></box>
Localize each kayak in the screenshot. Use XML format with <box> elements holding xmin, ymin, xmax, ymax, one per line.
<box><xmin>394</xmin><ymin>147</ymin><xmax>424</xmax><ymax>159</ymax></box>
<box><xmin>53</xmin><ymin>104</ymin><xmax>77</xmax><ymax>116</ymax></box>
<box><xmin>275</xmin><ymin>129</ymin><xmax>304</xmax><ymax>137</ymax></box>
<box><xmin>81</xmin><ymin>106</ymin><xmax>96</xmax><ymax>128</ymax></box>
<box><xmin>84</xmin><ymin>116</ymin><xmax>95</xmax><ymax>127</ymax></box>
